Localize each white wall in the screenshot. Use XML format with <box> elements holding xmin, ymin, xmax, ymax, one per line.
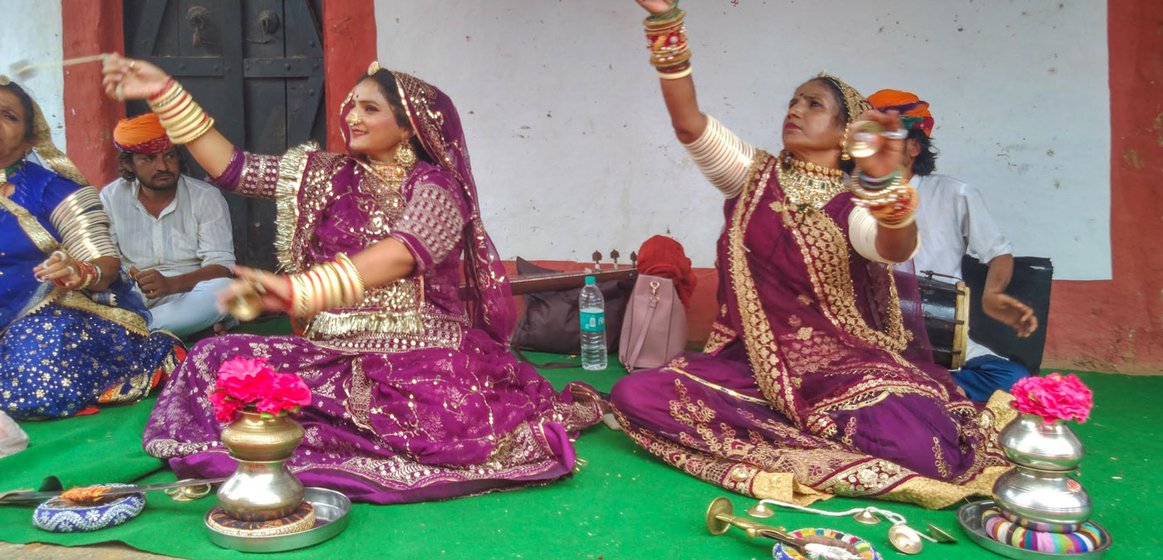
<box><xmin>375</xmin><ymin>1</ymin><xmax>1110</xmax><ymax>280</ymax></box>
<box><xmin>0</xmin><ymin>0</ymin><xmax>66</xmax><ymax>152</ymax></box>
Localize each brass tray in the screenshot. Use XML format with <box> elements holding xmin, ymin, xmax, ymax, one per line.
<box><xmin>206</xmin><ymin>487</ymin><xmax>350</xmax><ymax>553</ymax></box>
<box><xmin>957</xmin><ymin>500</ymin><xmax>1111</xmax><ymax>559</ymax></box>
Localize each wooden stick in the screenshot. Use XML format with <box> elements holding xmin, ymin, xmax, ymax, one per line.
<box><xmin>9</xmin><ymin>53</ymin><xmax>111</xmax><ymax>79</ymax></box>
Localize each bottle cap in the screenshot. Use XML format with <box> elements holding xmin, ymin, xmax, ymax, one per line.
<box><xmin>584</xmin><ymin>276</ymin><xmax>596</xmax><ymax>285</ymax></box>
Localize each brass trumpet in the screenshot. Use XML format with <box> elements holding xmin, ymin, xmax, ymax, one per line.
<box><xmin>705</xmin><ymin>497</ymin><xmax>864</xmax><ymax>560</ymax></box>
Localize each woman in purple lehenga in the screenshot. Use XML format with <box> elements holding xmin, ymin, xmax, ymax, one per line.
<box><xmin>613</xmin><ymin>1</ymin><xmax>1014</xmax><ymax>509</ymax></box>
<box><xmin>101</xmin><ymin>57</ymin><xmax>603</xmax><ymax>503</ymax></box>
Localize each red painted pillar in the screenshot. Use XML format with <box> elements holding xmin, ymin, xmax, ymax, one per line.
<box><xmin>322</xmin><ymin>0</ymin><xmax>378</xmax><ymax>152</ymax></box>
<box><xmin>1043</xmin><ymin>0</ymin><xmax>1163</xmax><ymax>374</ymax></box>
<box><xmin>60</xmin><ymin>0</ymin><xmax>124</xmax><ymax>187</ymax></box>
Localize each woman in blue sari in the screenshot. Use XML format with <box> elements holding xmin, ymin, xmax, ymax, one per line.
<box><xmin>0</xmin><ymin>78</ymin><xmax>182</xmax><ymax>420</ymax></box>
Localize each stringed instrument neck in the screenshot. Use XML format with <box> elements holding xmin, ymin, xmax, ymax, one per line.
<box><xmin>460</xmin><ymin>250</ymin><xmax>638</xmax><ymax>299</ymax></box>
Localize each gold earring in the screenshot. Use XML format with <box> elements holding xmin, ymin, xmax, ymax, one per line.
<box><xmin>395</xmin><ymin>141</ymin><xmax>417</xmax><ymax>169</ymax></box>
<box><xmin>840</xmin><ymin>124</ymin><xmax>852</xmax><ymax>161</ymax></box>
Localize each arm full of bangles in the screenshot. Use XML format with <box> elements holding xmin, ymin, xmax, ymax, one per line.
<box><xmin>638</xmin><ymin>0</ymin><xmax>707</xmax><ymax>143</ymax></box>
<box><xmin>33</xmin><ymin>251</ymin><xmax>120</xmax><ymax>292</ymax></box>
<box><xmin>101</xmin><ymin>53</ymin><xmax>235</xmax><ymax>178</ymax></box>
<box><xmin>218</xmin><ymin>239</ymin><xmax>417</xmax><ymax>320</ymax></box>
<box><xmin>847</xmin><ymin>109</ymin><xmax>919</xmax><ymax>263</ymax></box>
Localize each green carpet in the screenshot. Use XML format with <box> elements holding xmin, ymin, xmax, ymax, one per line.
<box><xmin>0</xmin><ymin>360</ymin><xmax>1157</xmax><ymax>559</ymax></box>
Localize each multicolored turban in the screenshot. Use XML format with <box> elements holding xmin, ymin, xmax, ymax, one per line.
<box><xmin>867</xmin><ymin>89</ymin><xmax>934</xmax><ymax>137</ymax></box>
<box><xmin>112</xmin><ymin>113</ymin><xmax>173</xmax><ymax>154</ymax></box>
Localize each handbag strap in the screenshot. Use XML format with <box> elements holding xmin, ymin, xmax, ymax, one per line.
<box><xmin>623</xmin><ymin>279</ymin><xmax>661</xmax><ymax>369</ymax></box>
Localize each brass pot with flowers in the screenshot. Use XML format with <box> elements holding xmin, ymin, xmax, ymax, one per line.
<box><xmin>209</xmin><ymin>357</ymin><xmax>312</xmax><ymax>522</ymax></box>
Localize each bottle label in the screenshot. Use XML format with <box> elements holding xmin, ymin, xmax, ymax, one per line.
<box><xmin>580</xmin><ymin>310</ymin><xmax>605</xmax><ymax>333</ymax></box>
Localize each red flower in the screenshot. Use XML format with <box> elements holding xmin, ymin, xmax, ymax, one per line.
<box><xmin>1011</xmin><ymin>372</ymin><xmax>1093</xmax><ymax>423</ymax></box>
<box><xmin>209</xmin><ymin>357</ymin><xmax>312</xmax><ymax>422</ymax></box>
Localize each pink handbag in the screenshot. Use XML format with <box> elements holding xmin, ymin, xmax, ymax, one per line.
<box><xmin>619</xmin><ymin>274</ymin><xmax>687</xmax><ymax>371</ymax></box>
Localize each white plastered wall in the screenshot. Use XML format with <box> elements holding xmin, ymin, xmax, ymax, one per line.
<box><xmin>374</xmin><ymin>1</ymin><xmax>1110</xmax><ymax>280</ymax></box>
<box><xmin>0</xmin><ymin>0</ymin><xmax>66</xmax><ymax>152</ymax></box>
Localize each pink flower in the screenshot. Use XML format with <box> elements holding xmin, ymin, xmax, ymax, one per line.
<box><xmin>255</xmin><ymin>373</ymin><xmax>312</xmax><ymax>415</ymax></box>
<box><xmin>209</xmin><ymin>390</ymin><xmax>244</xmax><ymax>423</ymax></box>
<box><xmin>215</xmin><ymin>357</ymin><xmax>277</xmax><ymax>403</ymax></box>
<box><xmin>1011</xmin><ymin>372</ymin><xmax>1093</xmax><ymax>423</ymax></box>
<box><xmin>209</xmin><ymin>357</ymin><xmax>312</xmax><ymax>422</ymax></box>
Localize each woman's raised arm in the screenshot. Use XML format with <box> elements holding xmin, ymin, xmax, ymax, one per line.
<box><xmin>637</xmin><ymin>0</ymin><xmax>707</xmax><ymax>143</ymax></box>
<box><xmin>101</xmin><ymin>54</ymin><xmax>235</xmax><ymax>178</ymax></box>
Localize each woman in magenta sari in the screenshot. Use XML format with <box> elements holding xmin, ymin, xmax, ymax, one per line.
<box><xmin>102</xmin><ymin>57</ymin><xmax>603</xmax><ymax>503</ymax></box>
<box><xmin>612</xmin><ymin>1</ymin><xmax>1014</xmax><ymax>508</ymax></box>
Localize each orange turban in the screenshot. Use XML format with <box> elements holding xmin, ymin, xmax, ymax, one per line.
<box><xmin>867</xmin><ymin>89</ymin><xmax>934</xmax><ymax>137</ymax></box>
<box><xmin>112</xmin><ymin>113</ymin><xmax>172</xmax><ymax>154</ymax></box>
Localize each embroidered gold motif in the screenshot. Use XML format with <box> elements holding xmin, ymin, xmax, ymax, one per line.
<box><xmin>727</xmin><ymin>152</ymin><xmax>800</xmax><ymax>424</ymax></box>
<box><xmin>778</xmin><ymin>186</ymin><xmax>912</xmax><ymax>356</ymax></box>
<box><xmin>271</xmin><ymin>142</ymin><xmax>319</xmax><ymax>271</ymax></box>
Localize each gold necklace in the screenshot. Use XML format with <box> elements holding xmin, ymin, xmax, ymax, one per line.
<box><xmin>356</xmin><ymin>158</ymin><xmax>410</xmax><ymax>190</ymax></box>
<box><xmin>777</xmin><ymin>156</ymin><xmax>846</xmax><ymax>210</ymax></box>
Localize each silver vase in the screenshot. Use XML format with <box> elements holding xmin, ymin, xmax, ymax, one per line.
<box><xmin>993</xmin><ymin>466</ymin><xmax>1091</xmax><ymax>532</ymax></box>
<box><xmin>993</xmin><ymin>414</ymin><xmax>1090</xmax><ymax>533</ymax></box>
<box><xmin>217</xmin><ymin>411</ymin><xmax>305</xmax><ymax>521</ymax></box>
<box><xmin>997</xmin><ymin>414</ymin><xmax>1084</xmax><ymax>471</ymax></box>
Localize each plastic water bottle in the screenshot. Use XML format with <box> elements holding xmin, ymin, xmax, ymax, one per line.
<box><xmin>579</xmin><ymin>276</ymin><xmax>608</xmax><ymax>371</ymax></box>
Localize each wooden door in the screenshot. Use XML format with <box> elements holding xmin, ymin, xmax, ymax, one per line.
<box><xmin>123</xmin><ymin>0</ymin><xmax>326</xmax><ymax>270</ymax></box>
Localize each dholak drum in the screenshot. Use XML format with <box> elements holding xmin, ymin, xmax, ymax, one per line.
<box><xmin>918</xmin><ymin>276</ymin><xmax>970</xmax><ymax>370</ymax></box>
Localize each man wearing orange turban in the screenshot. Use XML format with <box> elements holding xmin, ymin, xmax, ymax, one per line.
<box><xmin>869</xmin><ymin>89</ymin><xmax>1037</xmax><ymax>402</ymax></box>
<box><xmin>100</xmin><ymin>113</ymin><xmax>236</xmax><ymax>338</ymax></box>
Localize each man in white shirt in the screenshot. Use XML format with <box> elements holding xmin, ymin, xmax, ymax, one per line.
<box><xmin>100</xmin><ymin>114</ymin><xmax>235</xmax><ymax>338</ymax></box>
<box><xmin>869</xmin><ymin>90</ymin><xmax>1038</xmax><ymax>401</ymax></box>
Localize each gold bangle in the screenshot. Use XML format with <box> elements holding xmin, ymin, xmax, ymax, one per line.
<box><xmin>334</xmin><ymin>253</ymin><xmax>366</xmax><ymax>300</ymax></box>
<box><xmin>164</xmin><ymin>103</ymin><xmax>206</xmax><ymax>137</ymax></box>
<box><xmin>166</xmin><ymin>105</ymin><xmax>212</xmax><ymax>144</ymax></box>
<box><xmin>155</xmin><ymin>91</ymin><xmax>194</xmax><ymax>121</ymax></box>
<box><xmin>171</xmin><ymin>114</ymin><xmax>215</xmax><ymax>144</ymax></box>
<box><xmin>184</xmin><ymin>115</ymin><xmax>216</xmax><ymax>144</ymax></box>
<box><xmin>147</xmin><ymin>81</ymin><xmax>185</xmax><ymax>112</ymax></box>
<box><xmin>317</xmin><ymin>262</ymin><xmax>345</xmax><ymax>310</ymax></box>
<box><xmin>289</xmin><ymin>273</ymin><xmax>311</xmax><ymax>317</ymax></box>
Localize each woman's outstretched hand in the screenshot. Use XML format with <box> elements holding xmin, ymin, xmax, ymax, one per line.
<box><xmin>849</xmin><ymin>109</ymin><xmax>906</xmax><ymax>178</ymax></box>
<box><xmin>216</xmin><ymin>266</ymin><xmax>293</xmax><ymax>317</ymax></box>
<box><xmin>636</xmin><ymin>0</ymin><xmax>675</xmax><ymax>15</ymax></box>
<box><xmin>101</xmin><ymin>53</ymin><xmax>170</xmax><ymax>101</ymax></box>
<box><xmin>33</xmin><ymin>251</ymin><xmax>84</xmax><ymax>290</ymax></box>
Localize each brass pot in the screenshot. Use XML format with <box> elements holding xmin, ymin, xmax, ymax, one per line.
<box><xmin>220</xmin><ymin>410</ymin><xmax>305</xmax><ymax>461</ymax></box>
<box><xmin>217</xmin><ymin>411</ymin><xmax>305</xmax><ymax>521</ymax></box>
